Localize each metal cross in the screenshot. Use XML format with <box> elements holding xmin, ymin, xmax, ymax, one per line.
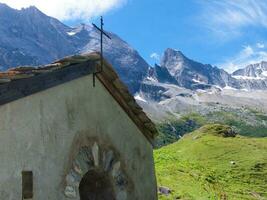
<box><xmin>92</xmin><ymin>16</ymin><xmax>111</xmax><ymax>87</ymax></box>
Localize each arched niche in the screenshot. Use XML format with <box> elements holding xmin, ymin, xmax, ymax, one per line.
<box><xmin>64</xmin><ymin>141</ymin><xmax>131</xmax><ymax>200</ymax></box>
<box><xmin>79</xmin><ymin>169</ymin><xmax>115</xmax><ymax>200</ymax></box>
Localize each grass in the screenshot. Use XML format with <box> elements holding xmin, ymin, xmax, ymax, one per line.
<box><xmin>154</xmin><ymin>124</ymin><xmax>267</xmax><ymax>200</ymax></box>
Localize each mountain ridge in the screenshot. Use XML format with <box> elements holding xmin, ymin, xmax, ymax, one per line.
<box><xmin>0</xmin><ymin>3</ymin><xmax>149</xmax><ymax>93</ymax></box>
<box><xmin>147</xmin><ymin>48</ymin><xmax>267</xmax><ymax>91</ymax></box>
<box><xmin>0</xmin><ymin>4</ymin><xmax>267</xmax><ymax>93</ymax></box>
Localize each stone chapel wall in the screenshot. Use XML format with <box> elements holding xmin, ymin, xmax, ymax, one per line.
<box><xmin>0</xmin><ymin>74</ymin><xmax>157</xmax><ymax>200</ymax></box>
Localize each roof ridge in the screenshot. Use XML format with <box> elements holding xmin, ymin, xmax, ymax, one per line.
<box><xmin>0</xmin><ymin>53</ymin><xmax>158</xmax><ymax>145</ymax></box>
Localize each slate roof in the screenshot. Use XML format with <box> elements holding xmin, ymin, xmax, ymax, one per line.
<box><xmin>0</xmin><ymin>53</ymin><xmax>158</xmax><ymax>145</ymax></box>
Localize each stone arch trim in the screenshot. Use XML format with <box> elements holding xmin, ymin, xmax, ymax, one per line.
<box><xmin>64</xmin><ymin>140</ymin><xmax>131</xmax><ymax>200</ymax></box>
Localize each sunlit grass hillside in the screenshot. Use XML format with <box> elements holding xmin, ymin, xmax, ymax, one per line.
<box><xmin>154</xmin><ymin>124</ymin><xmax>267</xmax><ymax>200</ymax></box>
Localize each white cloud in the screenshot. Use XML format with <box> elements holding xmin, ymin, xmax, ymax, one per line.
<box><xmin>199</xmin><ymin>0</ymin><xmax>267</xmax><ymax>38</ymax></box>
<box><xmin>0</xmin><ymin>0</ymin><xmax>127</xmax><ymax>21</ymax></box>
<box><xmin>257</xmin><ymin>42</ymin><xmax>265</xmax><ymax>48</ymax></box>
<box><xmin>218</xmin><ymin>44</ymin><xmax>267</xmax><ymax>73</ymax></box>
<box><xmin>150</xmin><ymin>52</ymin><xmax>160</xmax><ymax>61</ymax></box>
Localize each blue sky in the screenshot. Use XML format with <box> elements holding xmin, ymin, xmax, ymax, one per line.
<box><xmin>90</xmin><ymin>0</ymin><xmax>267</xmax><ymax>72</ymax></box>
<box><xmin>3</xmin><ymin>0</ymin><xmax>267</xmax><ymax>72</ymax></box>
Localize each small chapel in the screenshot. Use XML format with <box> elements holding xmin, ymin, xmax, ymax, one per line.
<box><xmin>0</xmin><ymin>53</ymin><xmax>158</xmax><ymax>200</ymax></box>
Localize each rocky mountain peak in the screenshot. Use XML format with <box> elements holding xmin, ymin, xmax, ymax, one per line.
<box><xmin>0</xmin><ymin>4</ymin><xmax>150</xmax><ymax>93</ymax></box>
<box><xmin>163</xmin><ymin>48</ymin><xmax>185</xmax><ymax>58</ymax></box>
<box><xmin>160</xmin><ymin>48</ymin><xmax>188</xmax><ymax>81</ymax></box>
<box><xmin>1</xmin><ymin>3</ymin><xmax>267</xmax><ymax>93</ymax></box>
<box><xmin>0</xmin><ymin>3</ymin><xmax>13</xmax><ymax>10</ymax></box>
<box><xmin>0</xmin><ymin>3</ymin><xmax>7</xmax><ymax>8</ymax></box>
<box><xmin>156</xmin><ymin>48</ymin><xmax>234</xmax><ymax>89</ymax></box>
<box><xmin>232</xmin><ymin>61</ymin><xmax>267</xmax><ymax>78</ymax></box>
<box><xmin>21</xmin><ymin>5</ymin><xmax>47</xmax><ymax>17</ymax></box>
<box><xmin>0</xmin><ymin>4</ymin><xmax>43</xmax><ymax>17</ymax></box>
<box><xmin>0</xmin><ymin>3</ymin><xmax>18</xmax><ymax>17</ymax></box>
<box><xmin>23</xmin><ymin>5</ymin><xmax>39</xmax><ymax>11</ymax></box>
<box><xmin>161</xmin><ymin>48</ymin><xmax>186</xmax><ymax>70</ymax></box>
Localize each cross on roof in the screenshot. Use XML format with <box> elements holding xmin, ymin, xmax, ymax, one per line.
<box><xmin>92</xmin><ymin>16</ymin><xmax>111</xmax><ymax>87</ymax></box>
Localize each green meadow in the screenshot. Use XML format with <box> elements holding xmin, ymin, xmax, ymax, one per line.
<box><xmin>154</xmin><ymin>124</ymin><xmax>267</xmax><ymax>200</ymax></box>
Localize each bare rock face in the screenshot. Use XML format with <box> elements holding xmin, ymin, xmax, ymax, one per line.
<box><xmin>233</xmin><ymin>61</ymin><xmax>267</xmax><ymax>78</ymax></box>
<box><xmin>159</xmin><ymin>48</ymin><xmax>267</xmax><ymax>91</ymax></box>
<box><xmin>232</xmin><ymin>61</ymin><xmax>267</xmax><ymax>90</ymax></box>
<box><xmin>0</xmin><ymin>4</ymin><xmax>75</xmax><ymax>70</ymax></box>
<box><xmin>143</xmin><ymin>48</ymin><xmax>267</xmax><ymax>100</ymax></box>
<box><xmin>159</xmin><ymin>48</ymin><xmax>236</xmax><ymax>90</ymax></box>
<box><xmin>0</xmin><ymin>3</ymin><xmax>149</xmax><ymax>93</ymax></box>
<box><xmin>158</xmin><ymin>186</ymin><xmax>172</xmax><ymax>196</ymax></box>
<box><xmin>148</xmin><ymin>64</ymin><xmax>178</xmax><ymax>85</ymax></box>
<box><xmin>223</xmin><ymin>128</ymin><xmax>237</xmax><ymax>138</ymax></box>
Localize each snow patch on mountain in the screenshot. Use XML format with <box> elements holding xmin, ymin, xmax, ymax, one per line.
<box><xmin>224</xmin><ymin>85</ymin><xmax>237</xmax><ymax>90</ymax></box>
<box><xmin>146</xmin><ymin>76</ymin><xmax>158</xmax><ymax>82</ymax></box>
<box><xmin>67</xmin><ymin>31</ymin><xmax>77</xmax><ymax>36</ymax></box>
<box><xmin>192</xmin><ymin>78</ymin><xmax>206</xmax><ymax>84</ymax></box>
<box><xmin>134</xmin><ymin>94</ymin><xmax>147</xmax><ymax>102</ymax></box>
<box><xmin>262</xmin><ymin>71</ymin><xmax>267</xmax><ymax>77</ymax></box>
<box><xmin>233</xmin><ymin>75</ymin><xmax>266</xmax><ymax>80</ymax></box>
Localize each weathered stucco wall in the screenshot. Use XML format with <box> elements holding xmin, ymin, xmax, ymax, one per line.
<box><xmin>0</xmin><ymin>75</ymin><xmax>157</xmax><ymax>200</ymax></box>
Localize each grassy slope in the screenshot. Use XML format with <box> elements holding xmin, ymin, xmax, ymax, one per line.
<box><xmin>154</xmin><ymin>124</ymin><xmax>267</xmax><ymax>200</ymax></box>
